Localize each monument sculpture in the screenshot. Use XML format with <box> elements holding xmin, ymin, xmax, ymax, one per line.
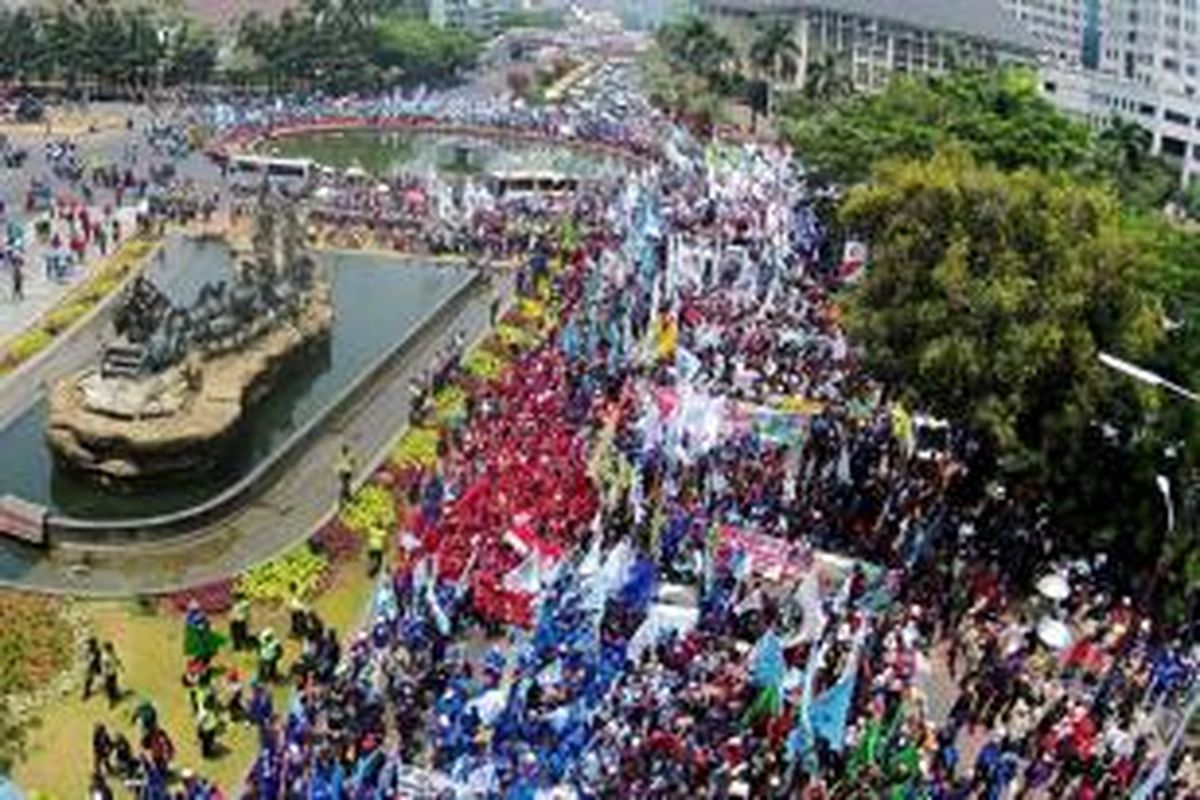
<box><xmin>46</xmin><ymin>199</ymin><xmax>333</xmax><ymax>480</ymax></box>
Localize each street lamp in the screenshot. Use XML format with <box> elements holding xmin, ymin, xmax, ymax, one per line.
<box><xmin>1098</xmin><ymin>351</ymin><xmax>1200</xmax><ymax>403</ymax></box>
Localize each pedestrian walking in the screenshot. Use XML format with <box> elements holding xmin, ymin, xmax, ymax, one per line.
<box><xmin>82</xmin><ymin>636</ymin><xmax>102</xmax><ymax>699</ymax></box>
<box><xmin>196</xmin><ymin>702</ymin><xmax>220</xmax><ymax>758</ymax></box>
<box><xmin>288</xmin><ymin>582</ymin><xmax>309</xmax><ymax>639</ymax></box>
<box><xmin>257</xmin><ymin>628</ymin><xmax>282</xmax><ymax>683</ymax></box>
<box><xmin>91</xmin><ymin>722</ymin><xmax>112</xmax><ymax>776</ymax></box>
<box><xmin>230</xmin><ymin>591</ymin><xmax>251</xmax><ymax>651</ymax></box>
<box><xmin>100</xmin><ymin>641</ymin><xmax>122</xmax><ymax>707</ymax></box>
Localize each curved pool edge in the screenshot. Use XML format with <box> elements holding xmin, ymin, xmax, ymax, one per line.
<box><xmin>42</xmin><ymin>266</ymin><xmax>480</xmax><ymax>544</ymax></box>
<box><xmin>221</xmin><ymin>119</ymin><xmax>660</xmax><ymax>171</ymax></box>
<box><xmin>0</xmin><ymin>268</ymin><xmax>507</xmax><ymax>597</ymax></box>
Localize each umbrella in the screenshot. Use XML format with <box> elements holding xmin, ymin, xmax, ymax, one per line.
<box><xmin>1036</xmin><ymin>572</ymin><xmax>1070</xmax><ymax>601</ymax></box>
<box><xmin>1036</xmin><ymin>616</ymin><xmax>1073</xmax><ymax>650</ymax></box>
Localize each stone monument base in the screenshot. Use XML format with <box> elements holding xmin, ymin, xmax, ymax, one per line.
<box><xmin>46</xmin><ymin>288</ymin><xmax>333</xmax><ymax>481</ymax></box>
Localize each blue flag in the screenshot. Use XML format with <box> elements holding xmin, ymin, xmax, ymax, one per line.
<box><xmin>751</xmin><ymin>630</ymin><xmax>786</xmax><ymax>689</ymax></box>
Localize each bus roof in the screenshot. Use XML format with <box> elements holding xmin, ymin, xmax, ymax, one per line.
<box><xmin>230</xmin><ymin>154</ymin><xmax>314</xmax><ymax>169</ymax></box>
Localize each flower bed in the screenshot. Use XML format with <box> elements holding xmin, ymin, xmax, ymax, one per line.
<box><xmin>0</xmin><ymin>237</ymin><xmax>158</xmax><ymax>375</ymax></box>
<box><xmin>339</xmin><ymin>483</ymin><xmax>396</xmax><ymax>534</ymax></box>
<box><xmin>463</xmin><ymin>347</ymin><xmax>507</xmax><ymax>381</ymax></box>
<box><xmin>312</xmin><ymin>517</ymin><xmax>364</xmax><ymax>564</ymax></box>
<box><xmin>391</xmin><ymin>426</ymin><xmax>441</xmax><ymax>471</ymax></box>
<box><xmin>236</xmin><ymin>545</ymin><xmax>330</xmax><ymax>603</ymax></box>
<box><xmin>160</xmin><ymin>578</ymin><xmax>236</xmax><ymax>616</ymax></box>
<box><xmin>0</xmin><ymin>592</ymin><xmax>73</xmax><ymax>696</ymax></box>
<box><xmin>432</xmin><ymin>384</ymin><xmax>468</xmax><ymax>427</ymax></box>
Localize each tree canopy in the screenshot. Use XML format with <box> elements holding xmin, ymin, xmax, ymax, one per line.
<box><xmin>782</xmin><ymin>68</ymin><xmax>1178</xmax><ymax>211</ymax></box>
<box><xmin>0</xmin><ymin>5</ymin><xmax>218</xmax><ymax>93</ymax></box>
<box><xmin>233</xmin><ymin>1</ymin><xmax>479</xmax><ymax>93</ymax></box>
<box><xmin>841</xmin><ymin>147</ymin><xmax>1200</xmax><ymax>602</ymax></box>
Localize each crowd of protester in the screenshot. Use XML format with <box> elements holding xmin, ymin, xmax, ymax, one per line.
<box><xmin>53</xmin><ymin>75</ymin><xmax>1200</xmax><ymax>800</ymax></box>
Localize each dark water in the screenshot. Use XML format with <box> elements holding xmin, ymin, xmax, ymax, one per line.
<box><xmin>0</xmin><ymin>240</ymin><xmax>471</xmax><ymax>520</ymax></box>
<box><xmin>261</xmin><ymin>130</ymin><xmax>618</xmax><ymax>179</ymax></box>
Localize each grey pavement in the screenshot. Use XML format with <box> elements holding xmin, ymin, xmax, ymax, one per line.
<box><xmin>0</xmin><ymin>102</ymin><xmax>223</xmax><ymax>344</ymax></box>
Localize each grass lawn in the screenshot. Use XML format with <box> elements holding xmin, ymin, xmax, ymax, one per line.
<box><xmin>13</xmin><ymin>555</ymin><xmax>376</xmax><ymax>798</ymax></box>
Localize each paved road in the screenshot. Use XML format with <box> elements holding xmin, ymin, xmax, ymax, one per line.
<box><xmin>0</xmin><ymin>268</ymin><xmax>508</xmax><ymax>595</ymax></box>
<box><xmin>0</xmin><ymin>103</ymin><xmax>222</xmax><ymax>343</ymax></box>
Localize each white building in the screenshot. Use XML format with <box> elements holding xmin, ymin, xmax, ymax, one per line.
<box><xmin>699</xmin><ymin>0</ymin><xmax>1040</xmax><ymax>93</ymax></box>
<box><xmin>1004</xmin><ymin>0</ymin><xmax>1200</xmax><ymax>182</ymax></box>
<box><xmin>430</xmin><ymin>0</ymin><xmax>501</xmax><ymax>34</ymax></box>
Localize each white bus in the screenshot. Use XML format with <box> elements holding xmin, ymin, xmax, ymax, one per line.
<box><xmin>228</xmin><ymin>155</ymin><xmax>314</xmax><ymax>192</ymax></box>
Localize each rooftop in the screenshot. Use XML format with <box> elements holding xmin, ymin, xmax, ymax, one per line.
<box><xmin>700</xmin><ymin>0</ymin><xmax>1041</xmax><ymax>52</ymax></box>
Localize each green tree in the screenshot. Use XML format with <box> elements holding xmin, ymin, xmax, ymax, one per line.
<box><xmin>656</xmin><ymin>15</ymin><xmax>737</xmax><ymax>92</ymax></box>
<box><xmin>843</xmin><ymin>148</ymin><xmax>1172</xmax><ymax>559</ymax></box>
<box><xmin>801</xmin><ymin>51</ymin><xmax>851</xmax><ymax>103</ymax></box>
<box><xmin>747</xmin><ymin>19</ymin><xmax>799</xmax><ymax>128</ymax></box>
<box><xmin>373</xmin><ymin>16</ymin><xmax>480</xmax><ymax>86</ymax></box>
<box><xmin>0</xmin><ymin>697</ymin><xmax>28</xmax><ymax>776</ymax></box>
<box><xmin>1090</xmin><ymin>117</ymin><xmax>1178</xmax><ymax>210</ymax></box>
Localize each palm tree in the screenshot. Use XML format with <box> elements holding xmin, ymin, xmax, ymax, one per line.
<box><xmin>750</xmin><ymin>20</ymin><xmax>799</xmax><ymax>84</ymax></box>
<box><xmin>747</xmin><ymin>19</ymin><xmax>799</xmax><ymax>129</ymax></box>
<box><xmin>657</xmin><ymin>15</ymin><xmax>737</xmax><ymax>88</ymax></box>
<box><xmin>1097</xmin><ymin>116</ymin><xmax>1154</xmax><ymax>174</ymax></box>
<box><xmin>802</xmin><ymin>51</ymin><xmax>852</xmax><ymax>103</ymax></box>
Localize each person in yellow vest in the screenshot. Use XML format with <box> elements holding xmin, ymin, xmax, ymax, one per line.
<box><xmin>229</xmin><ymin>592</ymin><xmax>251</xmax><ymax>651</ymax></box>
<box><xmin>335</xmin><ymin>443</ymin><xmax>356</xmax><ymax>506</ymax></box>
<box><xmin>367</xmin><ymin>525</ymin><xmax>387</xmax><ymax>578</ymax></box>
<box><xmin>196</xmin><ymin>700</ymin><xmax>220</xmax><ymax>758</ymax></box>
<box><xmin>287</xmin><ymin>583</ymin><xmax>308</xmax><ymax>640</ymax></box>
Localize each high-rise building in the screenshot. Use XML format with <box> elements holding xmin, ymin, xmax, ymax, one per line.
<box><xmin>1005</xmin><ymin>0</ymin><xmax>1200</xmax><ymax>182</ymax></box>
<box><xmin>699</xmin><ymin>0</ymin><xmax>1040</xmax><ymax>93</ymax></box>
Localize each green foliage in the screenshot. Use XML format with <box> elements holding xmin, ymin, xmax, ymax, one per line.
<box><xmin>236</xmin><ymin>546</ymin><xmax>329</xmax><ymax>603</ymax></box>
<box><xmin>340</xmin><ymin>484</ymin><xmax>397</xmax><ymax>534</ymax></box>
<box><xmin>0</xmin><ymin>593</ymin><xmax>71</xmax><ymax>697</ymax></box>
<box><xmin>843</xmin><ymin>148</ymin><xmax>1170</xmax><ymax>548</ymax></box>
<box><xmin>0</xmin><ymin>5</ymin><xmax>217</xmax><ymax>91</ymax></box>
<box><xmin>432</xmin><ymin>384</ymin><xmax>468</xmax><ymax>427</ymax></box>
<box><xmin>749</xmin><ymin>20</ymin><xmax>799</xmax><ymax>84</ymax></box>
<box><xmin>655</xmin><ymin>15</ymin><xmax>738</xmax><ymax>96</ymax></box>
<box><xmin>237</xmin><ymin>2</ymin><xmax>479</xmax><ymax>93</ymax></box>
<box><xmin>783</xmin><ymin>68</ymin><xmax>1095</xmax><ymax>186</ymax></box>
<box><xmin>391</xmin><ymin>426</ymin><xmax>440</xmax><ymax>470</ymax></box>
<box><xmin>372</xmin><ymin>16</ymin><xmax>481</xmax><ymax>86</ymax></box>
<box><xmin>41</xmin><ymin>301</ymin><xmax>91</xmax><ymax>336</ymax></box>
<box><xmin>3</xmin><ymin>329</ymin><xmax>53</xmax><ymax>366</ymax></box>
<box><xmin>782</xmin><ymin>67</ymin><xmax>1178</xmax><ymax>211</ymax></box>
<box><xmin>463</xmin><ymin>347</ymin><xmax>507</xmax><ymax>380</ymax></box>
<box><xmin>640</xmin><ymin>49</ymin><xmax>727</xmax><ymax>131</ymax></box>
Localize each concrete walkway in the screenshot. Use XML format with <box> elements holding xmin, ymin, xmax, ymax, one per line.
<box><xmin>0</xmin><ymin>269</ymin><xmax>505</xmax><ymax>596</ymax></box>
<box><xmin>0</xmin><ymin>206</ymin><xmax>139</xmax><ymax>344</ymax></box>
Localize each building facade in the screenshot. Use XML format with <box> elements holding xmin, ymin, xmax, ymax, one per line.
<box><xmin>1004</xmin><ymin>0</ymin><xmax>1200</xmax><ymax>182</ymax></box>
<box><xmin>698</xmin><ymin>0</ymin><xmax>1040</xmax><ymax>93</ymax></box>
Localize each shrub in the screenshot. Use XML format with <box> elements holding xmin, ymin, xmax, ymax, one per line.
<box><xmin>41</xmin><ymin>301</ymin><xmax>92</xmax><ymax>335</ymax></box>
<box><xmin>312</xmin><ymin>519</ymin><xmax>364</xmax><ymax>563</ymax></box>
<box><xmin>4</xmin><ymin>329</ymin><xmax>53</xmax><ymax>366</ymax></box>
<box><xmin>339</xmin><ymin>483</ymin><xmax>396</xmax><ymax>534</ymax></box>
<box><xmin>0</xmin><ymin>592</ymin><xmax>72</xmax><ymax>696</ymax></box>
<box><xmin>463</xmin><ymin>347</ymin><xmax>506</xmax><ymax>380</ymax></box>
<box><xmin>160</xmin><ymin>578</ymin><xmax>236</xmax><ymax>616</ymax></box>
<box><xmin>236</xmin><ymin>545</ymin><xmax>329</xmax><ymax>603</ymax></box>
<box><xmin>391</xmin><ymin>426</ymin><xmax>440</xmax><ymax>470</ymax></box>
<box><xmin>496</xmin><ymin>322</ymin><xmax>538</xmax><ymax>351</ymax></box>
<box><xmin>432</xmin><ymin>385</ymin><xmax>468</xmax><ymax>427</ymax></box>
